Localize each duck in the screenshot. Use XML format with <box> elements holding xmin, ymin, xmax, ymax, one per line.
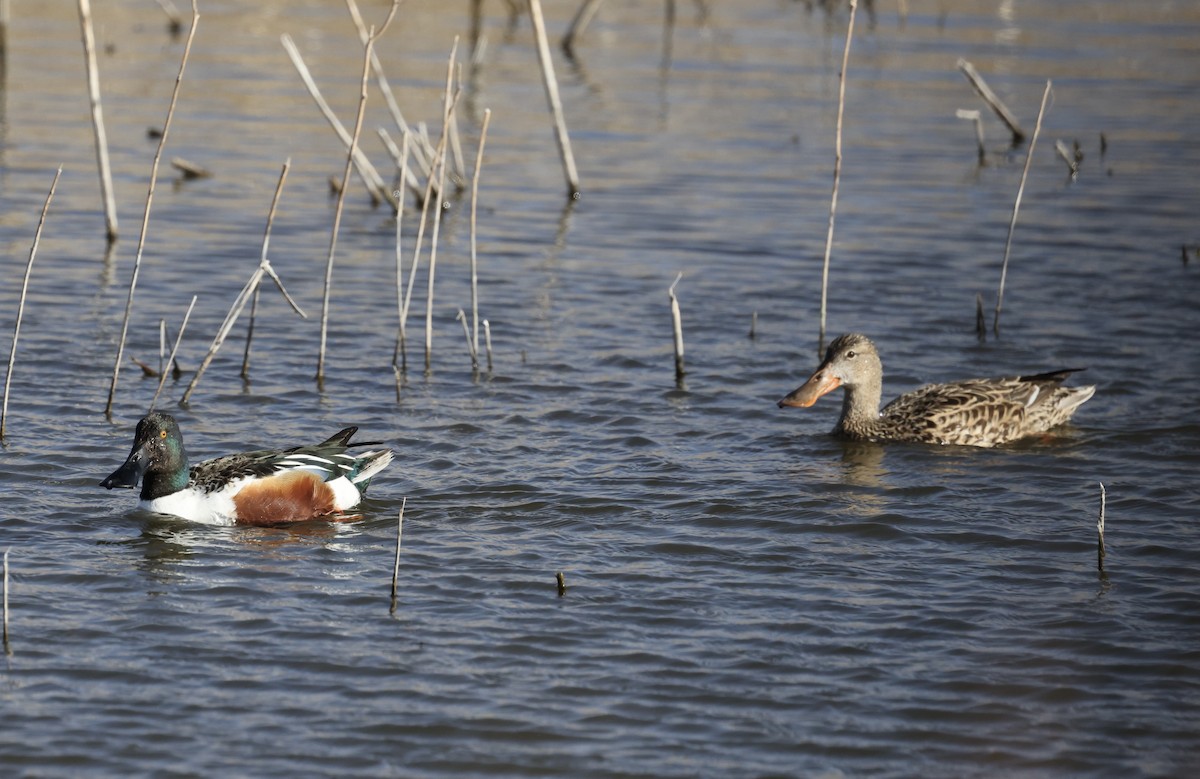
<box><xmin>777</xmin><ymin>333</ymin><xmax>1095</xmax><ymax>447</ymax></box>
<box><xmin>101</xmin><ymin>412</ymin><xmax>394</xmax><ymax>526</ymax></box>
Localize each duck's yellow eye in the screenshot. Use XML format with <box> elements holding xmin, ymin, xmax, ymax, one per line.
<box><xmin>160</xmin><ymin>429</ymin><xmax>168</xmax><ymax>439</ymax></box>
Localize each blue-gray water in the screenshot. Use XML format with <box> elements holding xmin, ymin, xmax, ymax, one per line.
<box><xmin>2</xmin><ymin>1</ymin><xmax>1199</xmax><ymax>776</ymax></box>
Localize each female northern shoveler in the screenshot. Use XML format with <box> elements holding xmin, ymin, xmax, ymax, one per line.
<box><xmin>777</xmin><ymin>333</ymin><xmax>1095</xmax><ymax>447</ymax></box>
<box><xmin>101</xmin><ymin>412</ymin><xmax>393</xmax><ymax>526</ymax></box>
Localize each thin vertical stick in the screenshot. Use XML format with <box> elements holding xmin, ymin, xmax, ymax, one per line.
<box><xmin>994</xmin><ymin>80</ymin><xmax>1051</xmax><ymax>336</ymax></box>
<box><xmin>1097</xmin><ymin>482</ymin><xmax>1106</xmax><ymax>572</ymax></box>
<box><xmin>2</xmin><ymin>549</ymin><xmax>9</xmax><ymax>656</ymax></box>
<box><xmin>956</xmin><ymin>108</ymin><xmax>986</xmax><ymax>163</ymax></box>
<box><xmin>668</xmin><ymin>272</ymin><xmax>685</xmax><ymax>382</ymax></box>
<box><xmin>317</xmin><ymin>5</ymin><xmax>399</xmax><ymax>382</ymax></box>
<box><xmin>425</xmin><ymin>39</ymin><xmax>459</xmax><ymax>374</ymax></box>
<box><xmin>528</xmin><ymin>0</ymin><xmax>581</xmax><ymax>197</ymax></box>
<box><xmin>242</xmin><ymin>159</ymin><xmax>292</xmax><ymax>379</ymax></box>
<box><xmin>77</xmin><ymin>0</ymin><xmax>119</xmax><ymax>243</ymax></box>
<box><xmin>390</xmin><ymin>497</ymin><xmax>406</xmax><ymax>614</ymax></box>
<box><xmin>105</xmin><ymin>0</ymin><xmax>199</xmax><ymax>419</ymax></box>
<box><xmin>391</xmin><ymin>131</ymin><xmax>411</xmax><ymax>370</ymax></box>
<box><xmin>2</xmin><ymin>167</ymin><xmax>62</xmax><ymax>440</ymax></box>
<box><xmin>150</xmin><ymin>295</ymin><xmax>196</xmax><ymax>411</ymax></box>
<box><xmin>158</xmin><ymin>319</ymin><xmax>167</xmax><ymax>378</ymax></box>
<box><xmin>483</xmin><ymin>319</ymin><xmax>493</xmax><ymax>372</ymax></box>
<box><xmin>469</xmin><ymin>109</ymin><xmax>493</xmax><ymax>367</ymax></box>
<box><xmin>818</xmin><ymin>0</ymin><xmax>857</xmax><ymax>354</ymax></box>
<box><xmin>975</xmin><ymin>292</ymin><xmax>986</xmax><ymax>342</ymax></box>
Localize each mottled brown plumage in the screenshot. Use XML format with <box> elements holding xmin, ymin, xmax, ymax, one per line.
<box><xmin>777</xmin><ymin>333</ymin><xmax>1095</xmax><ymax>447</ymax></box>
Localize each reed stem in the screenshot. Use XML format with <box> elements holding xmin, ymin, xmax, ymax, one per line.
<box><xmin>818</xmin><ymin>0</ymin><xmax>857</xmax><ymax>355</ymax></box>
<box><xmin>150</xmin><ymin>295</ymin><xmax>196</xmax><ymax>410</ymax></box>
<box><xmin>390</xmin><ymin>131</ymin><xmax>411</xmax><ymax>371</ymax></box>
<box><xmin>318</xmin><ymin>5</ymin><xmax>398</xmax><ymax>381</ymax></box>
<box><xmin>390</xmin><ymin>497</ymin><xmax>406</xmax><ymax>615</ymax></box>
<box><xmin>528</xmin><ymin>0</ymin><xmax>581</xmax><ymax>197</ymax></box>
<box><xmin>668</xmin><ymin>272</ymin><xmax>685</xmax><ymax>381</ymax></box>
<box><xmin>425</xmin><ymin>39</ymin><xmax>459</xmax><ymax>374</ymax></box>
<box><xmin>1097</xmin><ymin>481</ymin><xmax>1106</xmax><ymax>572</ymax></box>
<box><xmin>994</xmin><ymin>80</ymin><xmax>1051</xmax><ymax>336</ymax></box>
<box><xmin>562</xmin><ymin>0</ymin><xmax>605</xmax><ymax>55</ymax></box>
<box><xmin>242</xmin><ymin>159</ymin><xmax>292</xmax><ymax>379</ymax></box>
<box><xmin>469</xmin><ymin>109</ymin><xmax>493</xmax><ymax>368</ymax></box>
<box><xmin>105</xmin><ymin>0</ymin><xmax>199</xmax><ymax>419</ymax></box>
<box><xmin>2</xmin><ymin>548</ymin><xmax>10</xmax><ymax>656</ymax></box>
<box><xmin>957</xmin><ymin>58</ymin><xmax>1026</xmax><ymax>144</ymax></box>
<box><xmin>483</xmin><ymin>319</ymin><xmax>493</xmax><ymax>372</ymax></box>
<box><xmin>77</xmin><ymin>0</ymin><xmax>119</xmax><ymax>243</ymax></box>
<box><xmin>2</xmin><ymin>167</ymin><xmax>61</xmax><ymax>440</ymax></box>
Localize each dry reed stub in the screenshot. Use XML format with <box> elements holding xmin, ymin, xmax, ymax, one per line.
<box><xmin>483</xmin><ymin>319</ymin><xmax>493</xmax><ymax>372</ymax></box>
<box><xmin>1097</xmin><ymin>482</ymin><xmax>1107</xmax><ymax>572</ymax></box>
<box><xmin>1054</xmin><ymin>140</ymin><xmax>1079</xmax><ymax>178</ymax></box>
<box><xmin>152</xmin><ymin>295</ymin><xmax>196</xmax><ymax>410</ymax></box>
<box><xmin>171</xmin><ymin>156</ymin><xmax>211</xmax><ymax>179</ymax></box>
<box><xmin>955</xmin><ymin>108</ymin><xmax>986</xmax><ymax>162</ymax></box>
<box><xmin>556</xmin><ymin>571</ymin><xmax>566</xmax><ymax>597</ymax></box>
<box><xmin>975</xmin><ymin>292</ymin><xmax>986</xmax><ymax>341</ymax></box>
<box><xmin>2</xmin><ymin>166</ymin><xmax>62</xmax><ymax>441</ymax></box>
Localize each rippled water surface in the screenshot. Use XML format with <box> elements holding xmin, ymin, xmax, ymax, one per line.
<box><xmin>2</xmin><ymin>1</ymin><xmax>1199</xmax><ymax>776</ymax></box>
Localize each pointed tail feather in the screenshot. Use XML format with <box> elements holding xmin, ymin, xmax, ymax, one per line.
<box><xmin>351</xmin><ymin>450</ymin><xmax>393</xmax><ymax>491</ymax></box>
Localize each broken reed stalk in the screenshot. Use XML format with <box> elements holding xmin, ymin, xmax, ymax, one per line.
<box><xmin>1097</xmin><ymin>482</ymin><xmax>1106</xmax><ymax>572</ymax></box>
<box><xmin>317</xmin><ymin>6</ymin><xmax>399</xmax><ymax>382</ymax></box>
<box><xmin>424</xmin><ymin>38</ymin><xmax>460</xmax><ymax>375</ymax></box>
<box><xmin>555</xmin><ymin>571</ymin><xmax>566</xmax><ymax>597</ymax></box>
<box><xmin>818</xmin><ymin>0</ymin><xmax>857</xmax><ymax>354</ymax></box>
<box><xmin>241</xmin><ymin>159</ymin><xmax>292</xmax><ymax>379</ymax></box>
<box><xmin>957</xmin><ymin>58</ymin><xmax>1026</xmax><ymax>144</ymax></box>
<box><xmin>379</xmin><ymin>127</ymin><xmax>422</xmax><ymax>203</ymax></box>
<box><xmin>456</xmin><ymin>309</ymin><xmax>476</xmax><ymax>367</ymax></box>
<box><xmin>77</xmin><ymin>0</ymin><xmax>119</xmax><ymax>243</ymax></box>
<box><xmin>562</xmin><ymin>0</ymin><xmax>605</xmax><ymax>55</ymax></box>
<box><xmin>181</xmin><ymin>259</ymin><xmax>303</xmax><ymax>405</ymax></box>
<box><xmin>105</xmin><ymin>0</ymin><xmax>199</xmax><ymax>420</ymax></box>
<box><xmin>159</xmin><ymin>319</ymin><xmax>167</xmax><ymax>377</ymax></box>
<box><xmin>994</xmin><ymin>80</ymin><xmax>1051</xmax><ymax>336</ymax></box>
<box><xmin>150</xmin><ymin>294</ymin><xmax>196</xmax><ymax>410</ymax></box>
<box><xmin>2</xmin><ymin>548</ymin><xmax>9</xmax><ymax>655</ymax></box>
<box><xmin>955</xmin><ymin>108</ymin><xmax>986</xmax><ymax>162</ymax></box>
<box><xmin>390</xmin><ymin>497</ymin><xmax>406</xmax><ymax>614</ymax></box>
<box><xmin>668</xmin><ymin>272</ymin><xmax>685</xmax><ymax>381</ymax></box>
<box><xmin>483</xmin><ymin>319</ymin><xmax>493</xmax><ymax>372</ymax></box>
<box><xmin>469</xmin><ymin>108</ymin><xmax>493</xmax><ymax>368</ymax></box>
<box><xmin>749</xmin><ymin>311</ymin><xmax>758</xmax><ymax>339</ymax></box>
<box><xmin>280</xmin><ymin>33</ymin><xmax>397</xmax><ymax>211</ymax></box>
<box><xmin>527</xmin><ymin>0</ymin><xmax>581</xmax><ymax>198</ymax></box>
<box><xmin>2</xmin><ymin>167</ymin><xmax>61</xmax><ymax>440</ymax></box>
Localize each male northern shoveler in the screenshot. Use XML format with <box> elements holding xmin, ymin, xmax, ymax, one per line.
<box><xmin>777</xmin><ymin>333</ymin><xmax>1095</xmax><ymax>447</ymax></box>
<box><xmin>101</xmin><ymin>412</ymin><xmax>394</xmax><ymax>526</ymax></box>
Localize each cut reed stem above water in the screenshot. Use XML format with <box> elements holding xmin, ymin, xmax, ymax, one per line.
<box><xmin>528</xmin><ymin>0</ymin><xmax>581</xmax><ymax>198</ymax></box>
